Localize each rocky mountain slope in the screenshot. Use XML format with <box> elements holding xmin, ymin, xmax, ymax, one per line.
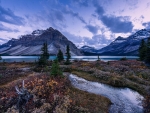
<box><xmin>80</xmin><ymin>45</ymin><xmax>97</xmax><ymax>55</ymax></box>
<box><xmin>81</xmin><ymin>29</ymin><xmax>150</xmax><ymax>56</ymax></box>
<box><xmin>0</xmin><ymin>27</ymin><xmax>82</xmax><ymax>56</ymax></box>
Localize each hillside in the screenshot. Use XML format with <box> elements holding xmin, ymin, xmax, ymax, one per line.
<box><xmin>0</xmin><ymin>27</ymin><xmax>82</xmax><ymax>56</ymax></box>
<box><xmin>80</xmin><ymin>29</ymin><xmax>150</xmax><ymax>56</ymax></box>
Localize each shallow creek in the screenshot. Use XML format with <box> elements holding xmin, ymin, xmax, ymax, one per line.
<box><xmin>69</xmin><ymin>74</ymin><xmax>144</xmax><ymax>113</ymax></box>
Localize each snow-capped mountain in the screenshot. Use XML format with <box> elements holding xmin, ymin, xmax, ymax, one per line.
<box><xmin>80</xmin><ymin>45</ymin><xmax>97</xmax><ymax>55</ymax></box>
<box><xmin>0</xmin><ymin>27</ymin><xmax>82</xmax><ymax>56</ymax></box>
<box><xmin>80</xmin><ymin>29</ymin><xmax>150</xmax><ymax>56</ymax></box>
<box><xmin>111</xmin><ymin>36</ymin><xmax>127</xmax><ymax>44</ymax></box>
<box><xmin>31</xmin><ymin>29</ymin><xmax>44</xmax><ymax>36</ymax></box>
<box><xmin>98</xmin><ymin>29</ymin><xmax>150</xmax><ymax>55</ymax></box>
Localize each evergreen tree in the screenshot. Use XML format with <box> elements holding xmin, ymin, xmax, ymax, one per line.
<box><xmin>42</xmin><ymin>42</ymin><xmax>49</xmax><ymax>59</ymax></box>
<box><xmin>65</xmin><ymin>45</ymin><xmax>71</xmax><ymax>64</ymax></box>
<box><xmin>145</xmin><ymin>38</ymin><xmax>150</xmax><ymax>63</ymax></box>
<box><xmin>97</xmin><ymin>55</ymin><xmax>100</xmax><ymax>61</ymax></box>
<box><xmin>57</xmin><ymin>49</ymin><xmax>64</xmax><ymax>62</ymax></box>
<box><xmin>139</xmin><ymin>39</ymin><xmax>147</xmax><ymax>61</ymax></box>
<box><xmin>38</xmin><ymin>42</ymin><xmax>49</xmax><ymax>66</ymax></box>
<box><xmin>50</xmin><ymin>59</ymin><xmax>62</xmax><ymax>76</ymax></box>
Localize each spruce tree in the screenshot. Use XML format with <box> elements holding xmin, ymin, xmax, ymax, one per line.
<box><xmin>145</xmin><ymin>38</ymin><xmax>150</xmax><ymax>63</ymax></box>
<box><xmin>65</xmin><ymin>45</ymin><xmax>71</xmax><ymax>65</ymax></box>
<box><xmin>139</xmin><ymin>39</ymin><xmax>147</xmax><ymax>61</ymax></box>
<box><xmin>97</xmin><ymin>55</ymin><xmax>100</xmax><ymax>61</ymax></box>
<box><xmin>57</xmin><ymin>49</ymin><xmax>64</xmax><ymax>62</ymax></box>
<box><xmin>38</xmin><ymin>42</ymin><xmax>49</xmax><ymax>66</ymax></box>
<box><xmin>50</xmin><ymin>59</ymin><xmax>62</xmax><ymax>76</ymax></box>
<box><xmin>42</xmin><ymin>42</ymin><xmax>49</xmax><ymax>59</ymax></box>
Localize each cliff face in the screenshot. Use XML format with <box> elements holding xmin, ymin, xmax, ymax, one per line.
<box><xmin>0</xmin><ymin>27</ymin><xmax>82</xmax><ymax>56</ymax></box>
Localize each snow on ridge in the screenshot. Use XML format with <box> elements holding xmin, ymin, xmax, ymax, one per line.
<box><xmin>113</xmin><ymin>40</ymin><xmax>126</xmax><ymax>43</ymax></box>
<box><xmin>80</xmin><ymin>45</ymin><xmax>94</xmax><ymax>49</ymax></box>
<box><xmin>32</xmin><ymin>30</ymin><xmax>44</xmax><ymax>36</ymax></box>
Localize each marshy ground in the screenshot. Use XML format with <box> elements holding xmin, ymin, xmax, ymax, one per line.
<box><xmin>0</xmin><ymin>60</ymin><xmax>149</xmax><ymax>113</ymax></box>
<box><xmin>0</xmin><ymin>62</ymin><xmax>110</xmax><ymax>113</ymax></box>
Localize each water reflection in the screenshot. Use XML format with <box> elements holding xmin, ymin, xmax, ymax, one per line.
<box><xmin>69</xmin><ymin>74</ymin><xmax>143</xmax><ymax>113</ymax></box>
<box><xmin>0</xmin><ymin>56</ymin><xmax>139</xmax><ymax>62</ymax></box>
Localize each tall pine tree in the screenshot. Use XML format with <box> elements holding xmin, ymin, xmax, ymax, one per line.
<box><xmin>145</xmin><ymin>38</ymin><xmax>150</xmax><ymax>63</ymax></box>
<box><xmin>42</xmin><ymin>42</ymin><xmax>49</xmax><ymax>59</ymax></box>
<box><xmin>65</xmin><ymin>45</ymin><xmax>71</xmax><ymax>65</ymax></box>
<box><xmin>38</xmin><ymin>42</ymin><xmax>49</xmax><ymax>66</ymax></box>
<box><xmin>139</xmin><ymin>39</ymin><xmax>147</xmax><ymax>61</ymax></box>
<box><xmin>97</xmin><ymin>55</ymin><xmax>100</xmax><ymax>61</ymax></box>
<box><xmin>0</xmin><ymin>56</ymin><xmax>2</xmax><ymax>60</ymax></box>
<box><xmin>57</xmin><ymin>49</ymin><xmax>64</xmax><ymax>62</ymax></box>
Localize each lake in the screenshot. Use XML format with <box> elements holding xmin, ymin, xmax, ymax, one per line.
<box><xmin>0</xmin><ymin>56</ymin><xmax>139</xmax><ymax>62</ymax></box>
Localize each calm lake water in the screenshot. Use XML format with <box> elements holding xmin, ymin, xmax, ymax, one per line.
<box><xmin>0</xmin><ymin>56</ymin><xmax>139</xmax><ymax>62</ymax></box>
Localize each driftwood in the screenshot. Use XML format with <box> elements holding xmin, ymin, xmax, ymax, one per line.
<box><xmin>15</xmin><ymin>80</ymin><xmax>33</xmax><ymax>113</ymax></box>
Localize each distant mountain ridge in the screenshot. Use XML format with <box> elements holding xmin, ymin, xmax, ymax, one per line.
<box><xmin>80</xmin><ymin>29</ymin><xmax>150</xmax><ymax>56</ymax></box>
<box><xmin>80</xmin><ymin>45</ymin><xmax>97</xmax><ymax>55</ymax></box>
<box><xmin>0</xmin><ymin>27</ymin><xmax>82</xmax><ymax>56</ymax></box>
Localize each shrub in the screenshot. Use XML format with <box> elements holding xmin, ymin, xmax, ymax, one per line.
<box><xmin>50</xmin><ymin>59</ymin><xmax>62</xmax><ymax>76</ymax></box>
<box><xmin>43</xmin><ymin>66</ymin><xmax>50</xmax><ymax>72</ymax></box>
<box><xmin>143</xmin><ymin>94</ymin><xmax>150</xmax><ymax>113</ymax></box>
<box><xmin>62</xmin><ymin>67</ymin><xmax>72</xmax><ymax>72</ymax></box>
<box><xmin>0</xmin><ymin>74</ymin><xmax>2</xmax><ymax>78</ymax></box>
<box><xmin>120</xmin><ymin>57</ymin><xmax>127</xmax><ymax>61</ymax></box>
<box><xmin>73</xmin><ymin>59</ymin><xmax>78</xmax><ymax>62</ymax></box>
<box><xmin>64</xmin><ymin>60</ymin><xmax>71</xmax><ymax>65</ymax></box>
<box><xmin>33</xmin><ymin>66</ymin><xmax>43</xmax><ymax>72</ymax></box>
<box><xmin>109</xmin><ymin>77</ymin><xmax>126</xmax><ymax>87</ymax></box>
<box><xmin>107</xmin><ymin>61</ymin><xmax>110</xmax><ymax>65</ymax></box>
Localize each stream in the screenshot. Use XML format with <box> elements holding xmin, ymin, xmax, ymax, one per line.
<box><xmin>69</xmin><ymin>74</ymin><xmax>144</xmax><ymax>113</ymax></box>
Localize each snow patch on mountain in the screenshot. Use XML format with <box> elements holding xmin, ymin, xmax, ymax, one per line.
<box><xmin>32</xmin><ymin>30</ymin><xmax>44</xmax><ymax>36</ymax></box>
<box><xmin>80</xmin><ymin>45</ymin><xmax>97</xmax><ymax>54</ymax></box>
<box><xmin>81</xmin><ymin>29</ymin><xmax>150</xmax><ymax>56</ymax></box>
<box><xmin>0</xmin><ymin>27</ymin><xmax>82</xmax><ymax>56</ymax></box>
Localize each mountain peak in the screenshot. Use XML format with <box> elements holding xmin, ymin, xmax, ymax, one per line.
<box><xmin>97</xmin><ymin>29</ymin><xmax>150</xmax><ymax>55</ymax></box>
<box><xmin>0</xmin><ymin>27</ymin><xmax>82</xmax><ymax>56</ymax></box>
<box><xmin>128</xmin><ymin>29</ymin><xmax>150</xmax><ymax>40</ymax></box>
<box><xmin>81</xmin><ymin>29</ymin><xmax>150</xmax><ymax>56</ymax></box>
<box><xmin>80</xmin><ymin>45</ymin><xmax>97</xmax><ymax>55</ymax></box>
<box><xmin>115</xmin><ymin>36</ymin><xmax>124</xmax><ymax>40</ymax></box>
<box><xmin>32</xmin><ymin>29</ymin><xmax>44</xmax><ymax>36</ymax></box>
<box><xmin>47</xmin><ymin>27</ymin><xmax>54</xmax><ymax>31</ymax></box>
<box><xmin>80</xmin><ymin>45</ymin><xmax>95</xmax><ymax>49</ymax></box>
<box><xmin>111</xmin><ymin>36</ymin><xmax>126</xmax><ymax>45</ymax></box>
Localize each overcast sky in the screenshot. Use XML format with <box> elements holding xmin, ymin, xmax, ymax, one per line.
<box><xmin>0</xmin><ymin>0</ymin><xmax>150</xmax><ymax>48</ymax></box>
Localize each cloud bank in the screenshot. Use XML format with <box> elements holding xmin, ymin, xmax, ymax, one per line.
<box><xmin>93</xmin><ymin>0</ymin><xmax>133</xmax><ymax>33</ymax></box>
<box><xmin>0</xmin><ymin>5</ymin><xmax>24</xmax><ymax>25</ymax></box>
